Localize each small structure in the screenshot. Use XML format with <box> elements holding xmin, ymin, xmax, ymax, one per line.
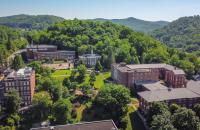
<box><xmin>30</xmin><ymin>120</ymin><xmax>118</xmax><ymax>130</ymax></box>
<box><xmin>79</xmin><ymin>50</ymin><xmax>101</xmax><ymax>67</ymax></box>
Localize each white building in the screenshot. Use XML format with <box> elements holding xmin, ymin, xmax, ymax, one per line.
<box><xmin>79</xmin><ymin>50</ymin><xmax>101</xmax><ymax>67</ymax></box>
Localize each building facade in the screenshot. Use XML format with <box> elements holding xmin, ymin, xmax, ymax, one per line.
<box><xmin>111</xmin><ymin>63</ymin><xmax>186</xmax><ymax>89</ymax></box>
<box><xmin>26</xmin><ymin>45</ymin><xmax>75</xmax><ymax>62</ymax></box>
<box><xmin>0</xmin><ymin>67</ymin><xmax>35</xmax><ymax>106</ymax></box>
<box><xmin>79</xmin><ymin>50</ymin><xmax>101</xmax><ymax>67</ymax></box>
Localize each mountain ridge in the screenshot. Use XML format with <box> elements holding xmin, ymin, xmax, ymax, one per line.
<box><xmin>91</xmin><ymin>17</ymin><xmax>169</xmax><ymax>33</ymax></box>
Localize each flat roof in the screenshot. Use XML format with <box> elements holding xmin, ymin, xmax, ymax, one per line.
<box><xmin>114</xmin><ymin>63</ymin><xmax>185</xmax><ymax>74</ymax></box>
<box><xmin>138</xmin><ymin>87</ymin><xmax>200</xmax><ymax>102</ymax></box>
<box><xmin>142</xmin><ymin>82</ymin><xmax>168</xmax><ymax>91</ymax></box>
<box><xmin>126</xmin><ymin>64</ymin><xmax>166</xmax><ymax>69</ymax></box>
<box><xmin>27</xmin><ymin>45</ymin><xmax>57</xmax><ymax>49</ymax></box>
<box><xmin>30</xmin><ymin>120</ymin><xmax>118</xmax><ymax>130</ymax></box>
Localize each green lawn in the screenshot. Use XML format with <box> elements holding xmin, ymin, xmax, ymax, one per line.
<box><xmin>94</xmin><ymin>72</ymin><xmax>110</xmax><ymax>89</ymax></box>
<box><xmin>51</xmin><ymin>69</ymin><xmax>110</xmax><ymax>89</ymax></box>
<box><xmin>51</xmin><ymin>69</ymin><xmax>72</xmax><ymax>81</ymax></box>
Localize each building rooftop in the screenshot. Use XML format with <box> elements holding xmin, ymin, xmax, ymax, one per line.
<box><xmin>6</xmin><ymin>67</ymin><xmax>33</xmax><ymax>78</ymax></box>
<box><xmin>30</xmin><ymin>120</ymin><xmax>118</xmax><ymax>130</ymax></box>
<box><xmin>138</xmin><ymin>87</ymin><xmax>200</xmax><ymax>102</ymax></box>
<box><xmin>27</xmin><ymin>44</ymin><xmax>57</xmax><ymax>49</ymax></box>
<box><xmin>79</xmin><ymin>50</ymin><xmax>101</xmax><ymax>59</ymax></box>
<box><xmin>142</xmin><ymin>82</ymin><xmax>168</xmax><ymax>91</ymax></box>
<box><xmin>114</xmin><ymin>63</ymin><xmax>185</xmax><ymax>75</ymax></box>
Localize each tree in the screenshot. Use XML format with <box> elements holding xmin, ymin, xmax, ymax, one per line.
<box><xmin>28</xmin><ymin>61</ymin><xmax>42</xmax><ymax>73</ymax></box>
<box><xmin>11</xmin><ymin>55</ymin><xmax>24</xmax><ymax>70</ymax></box>
<box><xmin>147</xmin><ymin>102</ymin><xmax>169</xmax><ymax>125</ymax></box>
<box><xmin>77</xmin><ymin>64</ymin><xmax>87</xmax><ymax>83</ymax></box>
<box><xmin>170</xmin><ymin>104</ymin><xmax>180</xmax><ymax>114</ymax></box>
<box><xmin>32</xmin><ymin>91</ymin><xmax>53</xmax><ymax>121</ymax></box>
<box><xmin>51</xmin><ymin>99</ymin><xmax>72</xmax><ymax>125</ymax></box>
<box><xmin>63</xmin><ymin>77</ymin><xmax>71</xmax><ymax>88</ymax></box>
<box><xmin>41</xmin><ymin>77</ymin><xmax>63</xmax><ymax>102</ymax></box>
<box><xmin>95</xmin><ymin>61</ymin><xmax>103</xmax><ymax>72</ymax></box>
<box><xmin>5</xmin><ymin>89</ymin><xmax>21</xmax><ymax>113</ymax></box>
<box><xmin>89</xmin><ymin>71</ymin><xmax>96</xmax><ymax>86</ymax></box>
<box><xmin>194</xmin><ymin>103</ymin><xmax>200</xmax><ymax>118</ymax></box>
<box><xmin>172</xmin><ymin>107</ymin><xmax>199</xmax><ymax>130</ymax></box>
<box><xmin>150</xmin><ymin>111</ymin><xmax>176</xmax><ymax>130</ymax></box>
<box><xmin>93</xmin><ymin>84</ymin><xmax>131</xmax><ymax>129</ymax></box>
<box><xmin>80</xmin><ymin>83</ymin><xmax>92</xmax><ymax>95</ymax></box>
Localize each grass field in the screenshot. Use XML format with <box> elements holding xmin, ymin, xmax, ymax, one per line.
<box><xmin>51</xmin><ymin>69</ymin><xmax>110</xmax><ymax>89</ymax></box>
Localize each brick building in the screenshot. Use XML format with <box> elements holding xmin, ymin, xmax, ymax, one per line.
<box><xmin>111</xmin><ymin>63</ymin><xmax>186</xmax><ymax>89</ymax></box>
<box><xmin>138</xmin><ymin>80</ymin><xmax>200</xmax><ymax>114</ymax></box>
<box><xmin>0</xmin><ymin>67</ymin><xmax>35</xmax><ymax>106</ymax></box>
<box><xmin>26</xmin><ymin>45</ymin><xmax>75</xmax><ymax>62</ymax></box>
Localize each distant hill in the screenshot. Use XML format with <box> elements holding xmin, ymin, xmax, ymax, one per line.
<box><xmin>151</xmin><ymin>15</ymin><xmax>200</xmax><ymax>53</ymax></box>
<box><xmin>0</xmin><ymin>14</ymin><xmax>65</xmax><ymax>30</ymax></box>
<box><xmin>92</xmin><ymin>17</ymin><xmax>169</xmax><ymax>33</ymax></box>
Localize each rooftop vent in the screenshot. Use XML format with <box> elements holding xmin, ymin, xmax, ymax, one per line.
<box><xmin>50</xmin><ymin>126</ymin><xmax>54</xmax><ymax>130</ymax></box>
<box><xmin>119</xmin><ymin>62</ymin><xmax>126</xmax><ymax>67</ymax></box>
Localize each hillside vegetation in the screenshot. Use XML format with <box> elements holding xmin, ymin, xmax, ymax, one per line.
<box><xmin>0</xmin><ymin>26</ymin><xmax>28</xmax><ymax>65</ymax></box>
<box><xmin>28</xmin><ymin>19</ymin><xmax>200</xmax><ymax>78</ymax></box>
<box><xmin>0</xmin><ymin>14</ymin><xmax>65</xmax><ymax>30</ymax></box>
<box><xmin>151</xmin><ymin>15</ymin><xmax>200</xmax><ymax>54</ymax></box>
<box><xmin>93</xmin><ymin>17</ymin><xmax>169</xmax><ymax>33</ymax></box>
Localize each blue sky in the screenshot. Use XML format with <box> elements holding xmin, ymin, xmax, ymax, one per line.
<box><xmin>0</xmin><ymin>0</ymin><xmax>200</xmax><ymax>21</ymax></box>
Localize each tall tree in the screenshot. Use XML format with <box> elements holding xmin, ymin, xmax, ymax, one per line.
<box><xmin>11</xmin><ymin>55</ymin><xmax>24</xmax><ymax>70</ymax></box>
<box><xmin>93</xmin><ymin>84</ymin><xmax>131</xmax><ymax>129</ymax></box>
<box><xmin>147</xmin><ymin>102</ymin><xmax>169</xmax><ymax>125</ymax></box>
<box><xmin>51</xmin><ymin>99</ymin><xmax>72</xmax><ymax>125</ymax></box>
<box><xmin>32</xmin><ymin>91</ymin><xmax>53</xmax><ymax>121</ymax></box>
<box><xmin>95</xmin><ymin>61</ymin><xmax>103</xmax><ymax>72</ymax></box>
<box><xmin>172</xmin><ymin>107</ymin><xmax>199</xmax><ymax>130</ymax></box>
<box><xmin>150</xmin><ymin>111</ymin><xmax>176</xmax><ymax>130</ymax></box>
<box><xmin>5</xmin><ymin>89</ymin><xmax>21</xmax><ymax>113</ymax></box>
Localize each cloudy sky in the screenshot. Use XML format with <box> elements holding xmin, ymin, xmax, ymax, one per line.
<box><xmin>0</xmin><ymin>0</ymin><xmax>200</xmax><ymax>21</ymax></box>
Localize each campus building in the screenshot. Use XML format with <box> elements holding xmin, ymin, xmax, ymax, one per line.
<box><xmin>79</xmin><ymin>50</ymin><xmax>101</xmax><ymax>67</ymax></box>
<box><xmin>138</xmin><ymin>81</ymin><xmax>200</xmax><ymax>114</ymax></box>
<box><xmin>30</xmin><ymin>120</ymin><xmax>118</xmax><ymax>130</ymax></box>
<box><xmin>111</xmin><ymin>63</ymin><xmax>186</xmax><ymax>89</ymax></box>
<box><xmin>26</xmin><ymin>45</ymin><xmax>76</xmax><ymax>62</ymax></box>
<box><xmin>0</xmin><ymin>67</ymin><xmax>35</xmax><ymax>106</ymax></box>
<box><xmin>111</xmin><ymin>63</ymin><xmax>200</xmax><ymax>114</ymax></box>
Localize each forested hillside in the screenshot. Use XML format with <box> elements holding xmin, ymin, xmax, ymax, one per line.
<box><xmin>151</xmin><ymin>15</ymin><xmax>200</xmax><ymax>54</ymax></box>
<box><xmin>92</xmin><ymin>17</ymin><xmax>169</xmax><ymax>33</ymax></box>
<box><xmin>28</xmin><ymin>19</ymin><xmax>200</xmax><ymax>78</ymax></box>
<box><xmin>0</xmin><ymin>26</ymin><xmax>28</xmax><ymax>65</ymax></box>
<box><xmin>0</xmin><ymin>14</ymin><xmax>65</xmax><ymax>30</ymax></box>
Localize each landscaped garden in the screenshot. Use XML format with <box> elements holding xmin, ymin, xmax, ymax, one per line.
<box><xmin>51</xmin><ymin>69</ymin><xmax>111</xmax><ymax>89</ymax></box>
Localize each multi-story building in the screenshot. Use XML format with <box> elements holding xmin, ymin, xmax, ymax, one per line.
<box><xmin>0</xmin><ymin>67</ymin><xmax>35</xmax><ymax>106</ymax></box>
<box><xmin>111</xmin><ymin>63</ymin><xmax>200</xmax><ymax>114</ymax></box>
<box><xmin>26</xmin><ymin>45</ymin><xmax>76</xmax><ymax>62</ymax></box>
<box><xmin>79</xmin><ymin>50</ymin><xmax>101</xmax><ymax>67</ymax></box>
<box><xmin>111</xmin><ymin>63</ymin><xmax>186</xmax><ymax>89</ymax></box>
<box><xmin>138</xmin><ymin>80</ymin><xmax>200</xmax><ymax>114</ymax></box>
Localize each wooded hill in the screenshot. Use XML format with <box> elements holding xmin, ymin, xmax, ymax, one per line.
<box><xmin>0</xmin><ymin>14</ymin><xmax>65</xmax><ymax>30</ymax></box>
<box><xmin>151</xmin><ymin>15</ymin><xmax>200</xmax><ymax>54</ymax></box>
<box><xmin>92</xmin><ymin>17</ymin><xmax>169</xmax><ymax>33</ymax></box>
